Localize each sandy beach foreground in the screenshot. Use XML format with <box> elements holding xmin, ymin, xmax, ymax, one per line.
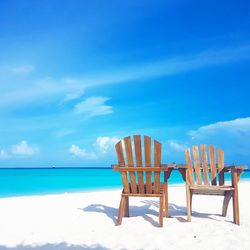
<box><xmin>0</xmin><ymin>182</ymin><xmax>250</xmax><ymax>250</ymax></box>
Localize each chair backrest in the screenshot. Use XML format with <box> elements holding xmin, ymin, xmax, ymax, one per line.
<box><xmin>185</xmin><ymin>145</ymin><xmax>225</xmax><ymax>186</ymax></box>
<box><xmin>115</xmin><ymin>135</ymin><xmax>162</xmax><ymax>194</ymax></box>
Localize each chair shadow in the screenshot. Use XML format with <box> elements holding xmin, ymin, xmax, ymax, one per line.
<box><xmin>82</xmin><ymin>200</ymin><xmax>223</xmax><ymax>227</ymax></box>
<box><xmin>0</xmin><ymin>242</ymin><xmax>108</xmax><ymax>250</ymax></box>
<box><xmin>81</xmin><ymin>204</ymin><xmax>118</xmax><ymax>224</ymax></box>
<box><xmin>141</xmin><ymin>200</ymin><xmax>222</xmax><ymax>222</ymax></box>
<box><xmin>82</xmin><ymin>202</ymin><xmax>160</xmax><ymax>227</ymax></box>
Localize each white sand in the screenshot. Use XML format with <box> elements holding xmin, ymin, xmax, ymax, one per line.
<box><xmin>0</xmin><ymin>182</ymin><xmax>250</xmax><ymax>250</ymax></box>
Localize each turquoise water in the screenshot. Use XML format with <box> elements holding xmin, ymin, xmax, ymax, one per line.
<box><xmin>0</xmin><ymin>168</ymin><xmax>249</xmax><ymax>198</ymax></box>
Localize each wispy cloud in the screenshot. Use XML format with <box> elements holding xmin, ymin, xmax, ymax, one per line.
<box><xmin>78</xmin><ymin>44</ymin><xmax>250</xmax><ymax>89</ymax></box>
<box><xmin>63</xmin><ymin>92</ymin><xmax>84</xmax><ymax>102</ymax></box>
<box><xmin>11</xmin><ymin>65</ymin><xmax>36</xmax><ymax>74</ymax></box>
<box><xmin>189</xmin><ymin>117</ymin><xmax>250</xmax><ymax>139</ymax></box>
<box><xmin>1</xmin><ymin>45</ymin><xmax>250</xmax><ymax>109</ymax></box>
<box><xmin>0</xmin><ymin>77</ymin><xmax>85</xmax><ymax>107</ymax></box>
<box><xmin>69</xmin><ymin>145</ymin><xmax>97</xmax><ymax>159</ymax></box>
<box><xmin>165</xmin><ymin>117</ymin><xmax>250</xmax><ymax>164</ymax></box>
<box><xmin>53</xmin><ymin>129</ymin><xmax>74</xmax><ymax>137</ymax></box>
<box><xmin>0</xmin><ymin>149</ymin><xmax>11</xmax><ymax>159</ymax></box>
<box><xmin>61</xmin><ymin>78</ymin><xmax>85</xmax><ymax>102</ymax></box>
<box><xmin>176</xmin><ymin>117</ymin><xmax>250</xmax><ymax>164</ymax></box>
<box><xmin>168</xmin><ymin>140</ymin><xmax>188</xmax><ymax>152</ymax></box>
<box><xmin>74</xmin><ymin>97</ymin><xmax>113</xmax><ymax>118</ymax></box>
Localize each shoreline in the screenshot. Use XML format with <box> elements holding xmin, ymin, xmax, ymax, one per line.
<box><xmin>1</xmin><ymin>179</ymin><xmax>250</xmax><ymax>200</ymax></box>
<box><xmin>0</xmin><ymin>183</ymin><xmax>203</xmax><ymax>200</ymax></box>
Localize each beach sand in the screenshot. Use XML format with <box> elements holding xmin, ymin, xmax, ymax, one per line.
<box><xmin>0</xmin><ymin>182</ymin><xmax>250</xmax><ymax>250</ymax></box>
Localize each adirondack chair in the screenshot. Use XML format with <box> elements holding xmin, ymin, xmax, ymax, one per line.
<box><xmin>182</xmin><ymin>145</ymin><xmax>247</xmax><ymax>225</ymax></box>
<box><xmin>112</xmin><ymin>135</ymin><xmax>168</xmax><ymax>227</ymax></box>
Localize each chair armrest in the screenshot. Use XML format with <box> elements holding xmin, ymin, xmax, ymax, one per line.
<box><xmin>160</xmin><ymin>164</ymin><xmax>175</xmax><ymax>168</ymax></box>
<box><xmin>111</xmin><ymin>164</ymin><xmax>121</xmax><ymax>170</ymax></box>
<box><xmin>224</xmin><ymin>165</ymin><xmax>248</xmax><ymax>185</ymax></box>
<box><xmin>111</xmin><ymin>164</ymin><xmax>168</xmax><ymax>172</ymax></box>
<box><xmin>160</xmin><ymin>163</ymin><xmax>188</xmax><ymax>169</ymax></box>
<box><xmin>175</xmin><ymin>164</ymin><xmax>188</xmax><ymax>169</ymax></box>
<box><xmin>224</xmin><ymin>165</ymin><xmax>248</xmax><ymax>172</ymax></box>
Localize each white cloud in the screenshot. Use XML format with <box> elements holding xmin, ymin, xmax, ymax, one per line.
<box><xmin>69</xmin><ymin>136</ymin><xmax>119</xmax><ymax>160</ymax></box>
<box><xmin>95</xmin><ymin>136</ymin><xmax>120</xmax><ymax>154</ymax></box>
<box><xmin>69</xmin><ymin>145</ymin><xmax>97</xmax><ymax>159</ymax></box>
<box><xmin>165</xmin><ymin>117</ymin><xmax>250</xmax><ymax>164</ymax></box>
<box><xmin>0</xmin><ymin>149</ymin><xmax>11</xmax><ymax>159</ymax></box>
<box><xmin>74</xmin><ymin>97</ymin><xmax>113</xmax><ymax>118</ymax></box>
<box><xmin>186</xmin><ymin>117</ymin><xmax>250</xmax><ymax>164</ymax></box>
<box><xmin>11</xmin><ymin>140</ymin><xmax>39</xmax><ymax>155</ymax></box>
<box><xmin>189</xmin><ymin>117</ymin><xmax>250</xmax><ymax>139</ymax></box>
<box><xmin>11</xmin><ymin>65</ymin><xmax>36</xmax><ymax>74</ymax></box>
<box><xmin>0</xmin><ymin>140</ymin><xmax>39</xmax><ymax>159</ymax></box>
<box><xmin>168</xmin><ymin>140</ymin><xmax>187</xmax><ymax>152</ymax></box>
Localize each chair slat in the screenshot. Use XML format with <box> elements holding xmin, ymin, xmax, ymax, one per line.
<box><xmin>209</xmin><ymin>145</ymin><xmax>217</xmax><ymax>185</ymax></box>
<box><xmin>154</xmin><ymin>140</ymin><xmax>161</xmax><ymax>194</ymax></box>
<box><xmin>144</xmin><ymin>136</ymin><xmax>152</xmax><ymax>193</ymax></box>
<box><xmin>115</xmin><ymin>141</ymin><xmax>130</xmax><ymax>193</ymax></box>
<box><xmin>185</xmin><ymin>149</ymin><xmax>194</xmax><ymax>185</ymax></box>
<box><xmin>218</xmin><ymin>149</ymin><xmax>225</xmax><ymax>185</ymax></box>
<box><xmin>124</xmin><ymin>136</ymin><xmax>137</xmax><ymax>194</ymax></box>
<box><xmin>192</xmin><ymin>146</ymin><xmax>202</xmax><ymax>185</ymax></box>
<box><xmin>134</xmin><ymin>135</ymin><xmax>144</xmax><ymax>194</ymax></box>
<box><xmin>200</xmin><ymin>144</ymin><xmax>210</xmax><ymax>185</ymax></box>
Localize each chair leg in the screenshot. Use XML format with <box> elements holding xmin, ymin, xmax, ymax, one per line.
<box><xmin>190</xmin><ymin>192</ymin><xmax>193</xmax><ymax>212</ymax></box>
<box><xmin>232</xmin><ymin>189</ymin><xmax>240</xmax><ymax>225</ymax></box>
<box><xmin>222</xmin><ymin>191</ymin><xmax>232</xmax><ymax>217</ymax></box>
<box><xmin>232</xmin><ymin>170</ymin><xmax>240</xmax><ymax>225</ymax></box>
<box><xmin>186</xmin><ymin>187</ymin><xmax>191</xmax><ymax>222</ymax></box>
<box><xmin>117</xmin><ymin>196</ymin><xmax>126</xmax><ymax>225</ymax></box>
<box><xmin>124</xmin><ymin>197</ymin><xmax>129</xmax><ymax>217</ymax></box>
<box><xmin>164</xmin><ymin>182</ymin><xmax>168</xmax><ymax>218</ymax></box>
<box><xmin>159</xmin><ymin>196</ymin><xmax>163</xmax><ymax>227</ymax></box>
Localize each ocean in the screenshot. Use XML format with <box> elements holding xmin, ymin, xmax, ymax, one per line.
<box><xmin>0</xmin><ymin>168</ymin><xmax>249</xmax><ymax>198</ymax></box>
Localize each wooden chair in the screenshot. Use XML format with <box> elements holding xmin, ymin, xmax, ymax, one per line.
<box><xmin>112</xmin><ymin>135</ymin><xmax>168</xmax><ymax>227</ymax></box>
<box><xmin>182</xmin><ymin>145</ymin><xmax>247</xmax><ymax>225</ymax></box>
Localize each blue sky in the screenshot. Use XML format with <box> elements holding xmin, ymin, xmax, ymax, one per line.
<box><xmin>0</xmin><ymin>0</ymin><xmax>250</xmax><ymax>167</ymax></box>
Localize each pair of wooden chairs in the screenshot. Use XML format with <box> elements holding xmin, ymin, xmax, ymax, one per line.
<box><xmin>112</xmin><ymin>135</ymin><xmax>246</xmax><ymax>227</ymax></box>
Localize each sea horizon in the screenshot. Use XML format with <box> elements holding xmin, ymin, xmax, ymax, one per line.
<box><xmin>0</xmin><ymin>166</ymin><xmax>249</xmax><ymax>169</ymax></box>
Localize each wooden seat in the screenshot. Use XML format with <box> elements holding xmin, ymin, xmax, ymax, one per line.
<box><xmin>183</xmin><ymin>145</ymin><xmax>247</xmax><ymax>225</ymax></box>
<box><xmin>190</xmin><ymin>185</ymin><xmax>234</xmax><ymax>191</ymax></box>
<box><xmin>112</xmin><ymin>135</ymin><xmax>168</xmax><ymax>227</ymax></box>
